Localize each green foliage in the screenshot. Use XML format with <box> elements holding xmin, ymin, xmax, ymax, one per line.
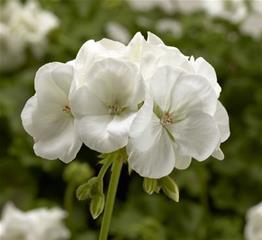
<box><xmin>0</xmin><ymin>0</ymin><xmax>261</xmax><ymax>239</ymax></box>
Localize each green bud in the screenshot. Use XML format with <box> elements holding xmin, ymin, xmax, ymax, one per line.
<box><xmin>159</xmin><ymin>176</ymin><xmax>179</xmax><ymax>202</ymax></box>
<box><xmin>143</xmin><ymin>178</ymin><xmax>158</xmax><ymax>195</ymax></box>
<box><xmin>90</xmin><ymin>194</ymin><xmax>105</xmax><ymax>219</ymax></box>
<box><xmin>63</xmin><ymin>162</ymin><xmax>94</xmax><ymax>185</ymax></box>
<box><xmin>76</xmin><ymin>177</ymin><xmax>102</xmax><ymax>201</ymax></box>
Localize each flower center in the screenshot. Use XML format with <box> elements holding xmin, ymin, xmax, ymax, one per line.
<box><xmin>161</xmin><ymin>112</ymin><xmax>175</xmax><ymax>126</ymax></box>
<box><xmin>108</xmin><ymin>105</ymin><xmax>122</xmax><ymax>115</ymax></box>
<box><xmin>62</xmin><ymin>105</ymin><xmax>71</xmax><ymax>113</ymax></box>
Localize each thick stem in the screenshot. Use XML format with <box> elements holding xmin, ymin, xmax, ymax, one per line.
<box><xmin>98</xmin><ymin>153</ymin><xmax>123</xmax><ymax>240</ymax></box>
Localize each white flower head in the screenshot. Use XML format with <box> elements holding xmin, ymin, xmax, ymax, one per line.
<box><xmin>21</xmin><ymin>31</ymin><xmax>229</xmax><ymax>178</ymax></box>
<box><xmin>21</xmin><ymin>62</ymin><xmax>82</xmax><ymax>163</ymax></box>
<box><xmin>127</xmin><ymin>65</ymin><xmax>220</xmax><ymax>178</ymax></box>
<box><xmin>71</xmin><ymin>57</ymin><xmax>144</xmax><ymax>153</ymax></box>
<box><xmin>0</xmin><ymin>0</ymin><xmax>59</xmax><ymax>58</ymax></box>
<box><xmin>0</xmin><ymin>203</ymin><xmax>70</xmax><ymax>240</ymax></box>
<box><xmin>245</xmin><ymin>202</ymin><xmax>262</xmax><ymax>240</ymax></box>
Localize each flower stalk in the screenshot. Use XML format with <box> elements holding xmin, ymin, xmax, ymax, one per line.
<box><xmin>98</xmin><ymin>152</ymin><xmax>123</xmax><ymax>240</ymax></box>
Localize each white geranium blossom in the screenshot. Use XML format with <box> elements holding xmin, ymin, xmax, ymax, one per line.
<box><xmin>0</xmin><ymin>23</ymin><xmax>25</xmax><ymax>72</ymax></box>
<box><xmin>203</xmin><ymin>0</ymin><xmax>247</xmax><ymax>23</ymax></box>
<box><xmin>125</xmin><ymin>32</ymin><xmax>229</xmax><ymax>178</ymax></box>
<box><xmin>3</xmin><ymin>0</ymin><xmax>59</xmax><ymax>53</ymax></box>
<box><xmin>127</xmin><ymin>0</ymin><xmax>176</xmax><ymax>14</ymax></box>
<box><xmin>0</xmin><ymin>203</ymin><xmax>70</xmax><ymax>240</ymax></box>
<box><xmin>70</xmin><ymin>57</ymin><xmax>144</xmax><ymax>153</ymax></box>
<box><xmin>240</xmin><ymin>13</ymin><xmax>262</xmax><ymax>39</ymax></box>
<box><xmin>127</xmin><ymin>65</ymin><xmax>220</xmax><ymax>178</ymax></box>
<box><xmin>22</xmin><ymin>31</ymin><xmax>229</xmax><ymax>178</ymax></box>
<box><xmin>21</xmin><ymin>62</ymin><xmax>82</xmax><ymax>163</ymax></box>
<box><xmin>245</xmin><ymin>202</ymin><xmax>262</xmax><ymax>240</ymax></box>
<box><xmin>0</xmin><ymin>0</ymin><xmax>59</xmax><ymax>70</ymax></box>
<box><xmin>155</xmin><ymin>19</ymin><xmax>182</xmax><ymax>38</ymax></box>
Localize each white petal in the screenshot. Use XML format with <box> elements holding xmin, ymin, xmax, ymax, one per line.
<box><xmin>150</xmin><ymin>66</ymin><xmax>183</xmax><ymax>111</ymax></box>
<box><xmin>141</xmin><ymin>44</ymin><xmax>192</xmax><ymax>80</ymax></box>
<box><xmin>129</xmin><ymin>94</ymin><xmax>154</xmax><ymax>138</ymax></box>
<box><xmin>147</xmin><ymin>31</ymin><xmax>164</xmax><ymax>45</ymax></box>
<box><xmin>70</xmin><ymin>86</ymin><xmax>108</xmax><ymax>117</ymax></box>
<box><xmin>170</xmin><ymin>111</ymin><xmax>220</xmax><ymax>161</ymax></box>
<box><xmin>214</xmin><ymin>101</ymin><xmax>230</xmax><ymax>142</ymax></box>
<box><xmin>128</xmin><ymin>113</ymin><xmax>161</xmax><ymax>152</ymax></box>
<box><xmin>170</xmin><ymin>73</ymin><xmax>218</xmax><ymax>116</ymax></box>
<box><xmin>212</xmin><ymin>147</ymin><xmax>224</xmax><ymax>160</ymax></box>
<box><xmin>34</xmin><ymin>119</ymin><xmax>82</xmax><ymax>163</ymax></box>
<box><xmin>34</xmin><ymin>62</ymin><xmax>73</xmax><ymax>105</ymax></box>
<box><xmin>107</xmin><ymin>111</ymin><xmax>136</xmax><ymax>138</ymax></box>
<box><xmin>76</xmin><ymin>115</ymin><xmax>125</xmax><ymax>153</ymax></box>
<box><xmin>74</xmin><ymin>39</ymin><xmax>125</xmax><ymax>86</ymax></box>
<box><xmin>126</xmin><ymin>32</ymin><xmax>145</xmax><ymax>61</ymax></box>
<box><xmin>174</xmin><ymin>154</ymin><xmax>192</xmax><ymax>170</ymax></box>
<box><xmin>86</xmin><ymin>58</ymin><xmax>141</xmax><ymax>107</ymax></box>
<box><xmin>21</xmin><ymin>95</ymin><xmax>37</xmax><ymax>136</ymax></box>
<box><xmin>192</xmin><ymin>57</ymin><xmax>221</xmax><ymax>96</ymax></box>
<box><xmin>128</xmin><ymin>127</ymin><xmax>176</xmax><ymax>179</ymax></box>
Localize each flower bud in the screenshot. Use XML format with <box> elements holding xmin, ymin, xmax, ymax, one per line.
<box><xmin>76</xmin><ymin>177</ymin><xmax>102</xmax><ymax>201</ymax></box>
<box><xmin>143</xmin><ymin>178</ymin><xmax>159</xmax><ymax>195</ymax></box>
<box><xmin>90</xmin><ymin>194</ymin><xmax>105</xmax><ymax>219</ymax></box>
<box><xmin>159</xmin><ymin>176</ymin><xmax>179</xmax><ymax>202</ymax></box>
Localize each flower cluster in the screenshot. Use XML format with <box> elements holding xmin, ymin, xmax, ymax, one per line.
<box><xmin>0</xmin><ymin>203</ymin><xmax>70</xmax><ymax>240</ymax></box>
<box><xmin>21</xmin><ymin>32</ymin><xmax>230</xmax><ymax>179</ymax></box>
<box><xmin>245</xmin><ymin>202</ymin><xmax>262</xmax><ymax>240</ymax></box>
<box><xmin>0</xmin><ymin>0</ymin><xmax>59</xmax><ymax>72</ymax></box>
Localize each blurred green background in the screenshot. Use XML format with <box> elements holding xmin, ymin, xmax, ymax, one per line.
<box><xmin>0</xmin><ymin>0</ymin><xmax>261</xmax><ymax>239</ymax></box>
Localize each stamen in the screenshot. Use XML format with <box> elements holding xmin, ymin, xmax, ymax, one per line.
<box><xmin>161</xmin><ymin>112</ymin><xmax>175</xmax><ymax>125</ymax></box>
<box><xmin>62</xmin><ymin>105</ymin><xmax>71</xmax><ymax>113</ymax></box>
<box><xmin>108</xmin><ymin>105</ymin><xmax>122</xmax><ymax>115</ymax></box>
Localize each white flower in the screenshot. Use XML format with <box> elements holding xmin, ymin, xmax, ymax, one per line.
<box><xmin>0</xmin><ymin>23</ymin><xmax>25</xmax><ymax>72</ymax></box>
<box><xmin>245</xmin><ymin>202</ymin><xmax>262</xmax><ymax>240</ymax></box>
<box><xmin>127</xmin><ymin>65</ymin><xmax>220</xmax><ymax>178</ymax></box>
<box><xmin>240</xmin><ymin>13</ymin><xmax>262</xmax><ymax>39</ymax></box>
<box><xmin>0</xmin><ymin>0</ymin><xmax>59</xmax><ymax>58</ymax></box>
<box><xmin>175</xmin><ymin>0</ymin><xmax>203</xmax><ymax>14</ymax></box>
<box><xmin>127</xmin><ymin>0</ymin><xmax>176</xmax><ymax>14</ymax></box>
<box><xmin>21</xmin><ymin>62</ymin><xmax>82</xmax><ymax>163</ymax></box>
<box><xmin>0</xmin><ymin>203</ymin><xmax>70</xmax><ymax>240</ymax></box>
<box><xmin>155</xmin><ymin>19</ymin><xmax>182</xmax><ymax>38</ymax></box>
<box><xmin>70</xmin><ymin>57</ymin><xmax>144</xmax><ymax>153</ymax></box>
<box><xmin>106</xmin><ymin>22</ymin><xmax>131</xmax><ymax>44</ymax></box>
<box><xmin>203</xmin><ymin>0</ymin><xmax>247</xmax><ymax>23</ymax></box>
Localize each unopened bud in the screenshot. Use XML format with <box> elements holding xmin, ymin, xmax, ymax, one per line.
<box><xmin>159</xmin><ymin>176</ymin><xmax>179</xmax><ymax>202</ymax></box>
<box><xmin>90</xmin><ymin>194</ymin><xmax>105</xmax><ymax>219</ymax></box>
<box><xmin>143</xmin><ymin>178</ymin><xmax>158</xmax><ymax>195</ymax></box>
<box><xmin>76</xmin><ymin>177</ymin><xmax>101</xmax><ymax>201</ymax></box>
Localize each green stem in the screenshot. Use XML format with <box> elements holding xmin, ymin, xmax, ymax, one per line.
<box><xmin>98</xmin><ymin>153</ymin><xmax>123</xmax><ymax>240</ymax></box>
<box><xmin>98</xmin><ymin>156</ymin><xmax>114</xmax><ymax>180</ymax></box>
